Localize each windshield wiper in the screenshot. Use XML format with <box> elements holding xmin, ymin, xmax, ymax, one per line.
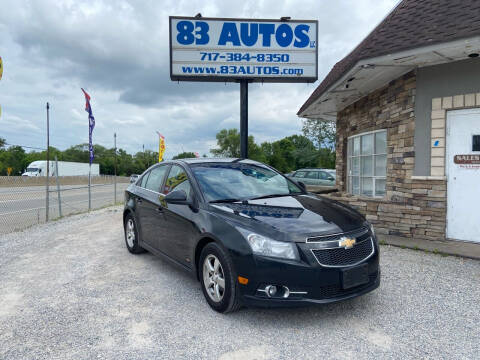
<box><xmin>209</xmin><ymin>198</ymin><xmax>244</xmax><ymax>203</ymax></box>
<box><xmin>248</xmin><ymin>193</ymin><xmax>296</xmax><ymax>200</ymax></box>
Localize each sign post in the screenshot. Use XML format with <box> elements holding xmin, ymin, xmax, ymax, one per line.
<box><xmin>169</xmin><ymin>17</ymin><xmax>318</xmax><ymax>158</ymax></box>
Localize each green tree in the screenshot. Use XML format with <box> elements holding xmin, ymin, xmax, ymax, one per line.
<box><xmin>0</xmin><ymin>146</ymin><xmax>26</xmax><ymax>175</ymax></box>
<box><xmin>173</xmin><ymin>152</ymin><xmax>197</xmax><ymax>159</ymax></box>
<box><xmin>210</xmin><ymin>128</ymin><xmax>265</xmax><ymax>162</ymax></box>
<box><xmin>302</xmin><ymin>119</ymin><xmax>336</xmax><ymax>151</ymax></box>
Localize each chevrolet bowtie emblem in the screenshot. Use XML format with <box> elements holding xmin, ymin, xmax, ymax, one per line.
<box><xmin>339</xmin><ymin>237</ymin><xmax>356</xmax><ymax>249</ymax></box>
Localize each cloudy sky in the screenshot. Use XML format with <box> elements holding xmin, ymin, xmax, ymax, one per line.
<box><xmin>0</xmin><ymin>0</ymin><xmax>397</xmax><ymax>158</ymax></box>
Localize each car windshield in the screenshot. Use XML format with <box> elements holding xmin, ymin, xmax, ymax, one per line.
<box><xmin>26</xmin><ymin>167</ymin><xmax>39</xmax><ymax>172</ymax></box>
<box><xmin>191</xmin><ymin>162</ymin><xmax>303</xmax><ymax>202</ymax></box>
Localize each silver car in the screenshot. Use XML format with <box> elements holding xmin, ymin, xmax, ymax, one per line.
<box><xmin>289</xmin><ymin>168</ymin><xmax>336</xmax><ymax>191</ymax></box>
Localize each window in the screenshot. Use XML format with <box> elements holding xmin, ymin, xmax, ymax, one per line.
<box><xmin>294</xmin><ymin>171</ymin><xmax>307</xmax><ymax>178</ymax></box>
<box><xmin>145</xmin><ymin>165</ymin><xmax>168</xmax><ymax>193</ymax></box>
<box><xmin>347</xmin><ymin>130</ymin><xmax>387</xmax><ymax>197</ymax></box>
<box><xmin>140</xmin><ymin>172</ymin><xmax>150</xmax><ymax>188</ymax></box>
<box><xmin>191</xmin><ymin>163</ymin><xmax>302</xmax><ymax>202</ymax></box>
<box><xmin>306</xmin><ymin>171</ymin><xmax>318</xmax><ymax>179</ymax></box>
<box><xmin>164</xmin><ymin>165</ymin><xmax>192</xmax><ymax>197</ymax></box>
<box><xmin>473</xmin><ymin>135</ymin><xmax>480</xmax><ymax>151</ymax></box>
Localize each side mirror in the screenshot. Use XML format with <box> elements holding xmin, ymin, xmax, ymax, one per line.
<box><xmin>164</xmin><ymin>190</ymin><xmax>191</xmax><ymax>205</ymax></box>
<box><xmin>297</xmin><ymin>181</ymin><xmax>306</xmax><ymax>191</ymax></box>
<box><xmin>327</xmin><ymin>176</ymin><xmax>335</xmax><ymax>181</ymax></box>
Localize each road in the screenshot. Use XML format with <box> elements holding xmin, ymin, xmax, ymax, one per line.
<box><xmin>0</xmin><ymin>206</ymin><xmax>478</xmax><ymax>359</ymax></box>
<box><xmin>0</xmin><ymin>183</ymin><xmax>128</xmax><ymax>234</ymax></box>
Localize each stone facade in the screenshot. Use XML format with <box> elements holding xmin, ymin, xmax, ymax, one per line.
<box><xmin>328</xmin><ymin>71</ymin><xmax>447</xmax><ymax>241</ymax></box>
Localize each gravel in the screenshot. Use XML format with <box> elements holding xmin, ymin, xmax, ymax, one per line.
<box><xmin>0</xmin><ymin>206</ymin><xmax>479</xmax><ymax>359</ymax></box>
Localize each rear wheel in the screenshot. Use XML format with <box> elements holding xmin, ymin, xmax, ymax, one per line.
<box><xmin>124</xmin><ymin>213</ymin><xmax>145</xmax><ymax>254</ymax></box>
<box><xmin>199</xmin><ymin>243</ymin><xmax>242</xmax><ymax>313</ymax></box>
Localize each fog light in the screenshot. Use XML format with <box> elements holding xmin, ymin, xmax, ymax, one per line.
<box><xmin>265</xmin><ymin>285</ymin><xmax>277</xmax><ymax>297</ymax></box>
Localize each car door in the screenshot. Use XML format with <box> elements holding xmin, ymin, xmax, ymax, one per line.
<box><xmin>320</xmin><ymin>171</ymin><xmax>336</xmax><ymax>187</ymax></box>
<box><xmin>160</xmin><ymin>164</ymin><xmax>198</xmax><ymax>268</ymax></box>
<box><xmin>305</xmin><ymin>171</ymin><xmax>319</xmax><ymax>185</ymax></box>
<box><xmin>137</xmin><ymin>165</ymin><xmax>170</xmax><ymax>251</ymax></box>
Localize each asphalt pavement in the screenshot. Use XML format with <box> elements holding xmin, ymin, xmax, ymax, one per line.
<box><xmin>0</xmin><ymin>207</ymin><xmax>478</xmax><ymax>359</ymax></box>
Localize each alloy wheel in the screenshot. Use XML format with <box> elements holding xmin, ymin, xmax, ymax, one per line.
<box><xmin>126</xmin><ymin>219</ymin><xmax>135</xmax><ymax>248</ymax></box>
<box><xmin>202</xmin><ymin>254</ymin><xmax>225</xmax><ymax>302</ymax></box>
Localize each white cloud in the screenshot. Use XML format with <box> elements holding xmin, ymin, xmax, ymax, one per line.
<box><xmin>0</xmin><ymin>0</ymin><xmax>398</xmax><ymax>159</ymax></box>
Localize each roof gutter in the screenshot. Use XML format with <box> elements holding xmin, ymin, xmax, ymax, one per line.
<box><xmin>298</xmin><ymin>35</ymin><xmax>480</xmax><ymax>119</ymax></box>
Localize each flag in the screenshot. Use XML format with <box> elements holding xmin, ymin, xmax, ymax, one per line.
<box><xmin>81</xmin><ymin>88</ymin><xmax>95</xmax><ymax>165</ymax></box>
<box><xmin>194</xmin><ymin>152</ymin><xmax>200</xmax><ymax>158</ymax></box>
<box><xmin>156</xmin><ymin>131</ymin><xmax>165</xmax><ymax>162</ymax></box>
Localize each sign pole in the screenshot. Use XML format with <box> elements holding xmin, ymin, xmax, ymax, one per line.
<box><xmin>240</xmin><ymin>80</ymin><xmax>248</xmax><ymax>159</ymax></box>
<box><xmin>114</xmin><ymin>132</ymin><xmax>117</xmax><ymax>204</ymax></box>
<box><xmin>45</xmin><ymin>102</ymin><xmax>50</xmax><ymax>222</ymax></box>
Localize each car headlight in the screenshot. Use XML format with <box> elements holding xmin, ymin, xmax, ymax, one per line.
<box><xmin>369</xmin><ymin>223</ymin><xmax>375</xmax><ymax>236</ymax></box>
<box><xmin>237</xmin><ymin>229</ymin><xmax>299</xmax><ymax>260</ymax></box>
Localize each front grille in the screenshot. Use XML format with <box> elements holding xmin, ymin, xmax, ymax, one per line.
<box><xmin>318</xmin><ymin>272</ymin><xmax>378</xmax><ymax>299</ymax></box>
<box><xmin>307</xmin><ymin>226</ymin><xmax>369</xmax><ymax>243</ymax></box>
<box><xmin>311</xmin><ymin>238</ymin><xmax>374</xmax><ymax>267</ymax></box>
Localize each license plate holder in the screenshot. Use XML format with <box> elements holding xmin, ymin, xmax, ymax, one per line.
<box><xmin>342</xmin><ymin>263</ymin><xmax>369</xmax><ymax>289</ymax></box>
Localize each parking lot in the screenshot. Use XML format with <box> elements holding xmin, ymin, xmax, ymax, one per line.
<box><xmin>1</xmin><ymin>206</ymin><xmax>478</xmax><ymax>359</ymax></box>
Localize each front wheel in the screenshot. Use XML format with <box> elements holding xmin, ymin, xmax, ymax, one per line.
<box><xmin>199</xmin><ymin>243</ymin><xmax>242</xmax><ymax>313</ymax></box>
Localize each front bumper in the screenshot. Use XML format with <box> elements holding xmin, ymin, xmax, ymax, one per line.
<box><xmin>234</xmin><ymin>240</ymin><xmax>380</xmax><ymax>308</ymax></box>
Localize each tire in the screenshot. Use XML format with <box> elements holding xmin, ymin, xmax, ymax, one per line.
<box><xmin>199</xmin><ymin>242</ymin><xmax>242</xmax><ymax>313</ymax></box>
<box><xmin>124</xmin><ymin>213</ymin><xmax>145</xmax><ymax>254</ymax></box>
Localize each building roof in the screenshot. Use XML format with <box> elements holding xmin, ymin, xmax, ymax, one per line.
<box><xmin>298</xmin><ymin>0</ymin><xmax>480</xmax><ymax>117</ymax></box>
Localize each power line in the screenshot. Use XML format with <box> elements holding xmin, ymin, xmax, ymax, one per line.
<box><xmin>5</xmin><ymin>143</ymin><xmax>47</xmax><ymax>151</ymax></box>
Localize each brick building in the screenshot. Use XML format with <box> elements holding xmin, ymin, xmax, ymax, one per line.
<box><xmin>298</xmin><ymin>0</ymin><xmax>480</xmax><ymax>256</ymax></box>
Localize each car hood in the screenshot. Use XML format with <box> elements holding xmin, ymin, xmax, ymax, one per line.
<box><xmin>207</xmin><ymin>194</ymin><xmax>365</xmax><ymax>242</ymax></box>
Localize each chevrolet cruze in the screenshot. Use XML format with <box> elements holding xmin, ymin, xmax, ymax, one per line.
<box><xmin>123</xmin><ymin>158</ymin><xmax>380</xmax><ymax>313</ymax></box>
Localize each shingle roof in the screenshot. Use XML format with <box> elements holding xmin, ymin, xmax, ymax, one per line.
<box><xmin>298</xmin><ymin>0</ymin><xmax>480</xmax><ymax>115</ymax></box>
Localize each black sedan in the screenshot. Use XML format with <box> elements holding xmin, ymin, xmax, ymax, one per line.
<box><xmin>123</xmin><ymin>158</ymin><xmax>380</xmax><ymax>313</ymax></box>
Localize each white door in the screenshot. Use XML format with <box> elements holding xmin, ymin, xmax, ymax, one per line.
<box><xmin>446</xmin><ymin>108</ymin><xmax>480</xmax><ymax>242</ymax></box>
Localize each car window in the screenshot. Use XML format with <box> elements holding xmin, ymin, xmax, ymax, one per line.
<box><xmin>294</xmin><ymin>171</ymin><xmax>307</xmax><ymax>178</ymax></box>
<box><xmin>191</xmin><ymin>163</ymin><xmax>302</xmax><ymax>202</ymax></box>
<box><xmin>306</xmin><ymin>171</ymin><xmax>318</xmax><ymax>179</ymax></box>
<box><xmin>319</xmin><ymin>171</ymin><xmax>328</xmax><ymax>180</ymax></box>
<box><xmin>145</xmin><ymin>165</ymin><xmax>168</xmax><ymax>193</ymax></box>
<box><xmin>140</xmin><ymin>171</ymin><xmax>150</xmax><ymax>188</ymax></box>
<box><xmin>164</xmin><ymin>165</ymin><xmax>192</xmax><ymax>197</ymax></box>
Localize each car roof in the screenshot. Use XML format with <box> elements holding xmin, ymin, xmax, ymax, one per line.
<box><xmin>295</xmin><ymin>168</ymin><xmax>329</xmax><ymax>171</ymax></box>
<box><xmin>173</xmin><ymin>157</ymin><xmax>264</xmax><ymax>165</ymax></box>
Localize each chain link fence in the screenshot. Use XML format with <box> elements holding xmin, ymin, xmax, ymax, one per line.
<box><xmin>0</xmin><ymin>175</ymin><xmax>130</xmax><ymax>235</ymax></box>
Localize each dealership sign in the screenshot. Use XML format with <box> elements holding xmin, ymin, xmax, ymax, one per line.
<box><xmin>169</xmin><ymin>17</ymin><xmax>318</xmax><ymax>82</ymax></box>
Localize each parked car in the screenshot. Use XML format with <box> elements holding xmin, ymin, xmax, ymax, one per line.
<box><xmin>130</xmin><ymin>174</ymin><xmax>140</xmax><ymax>183</ymax></box>
<box><xmin>324</xmin><ymin>169</ymin><xmax>336</xmax><ymax>178</ymax></box>
<box><xmin>123</xmin><ymin>158</ymin><xmax>380</xmax><ymax>313</ymax></box>
<box><xmin>288</xmin><ymin>168</ymin><xmax>336</xmax><ymax>191</ymax></box>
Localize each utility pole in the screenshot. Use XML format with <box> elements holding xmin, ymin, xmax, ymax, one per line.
<box><xmin>45</xmin><ymin>102</ymin><xmax>50</xmax><ymax>222</ymax></box>
<box><xmin>114</xmin><ymin>132</ymin><xmax>117</xmax><ymax>203</ymax></box>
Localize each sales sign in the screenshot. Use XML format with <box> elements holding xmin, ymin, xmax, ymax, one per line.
<box><xmin>169</xmin><ymin>17</ymin><xmax>318</xmax><ymax>82</ymax></box>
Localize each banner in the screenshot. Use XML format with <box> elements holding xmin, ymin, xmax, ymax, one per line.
<box><xmin>81</xmin><ymin>88</ymin><xmax>95</xmax><ymax>165</ymax></box>
<box><xmin>0</xmin><ymin>56</ymin><xmax>3</xmax><ymax>81</ymax></box>
<box><xmin>157</xmin><ymin>132</ymin><xmax>165</xmax><ymax>162</ymax></box>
